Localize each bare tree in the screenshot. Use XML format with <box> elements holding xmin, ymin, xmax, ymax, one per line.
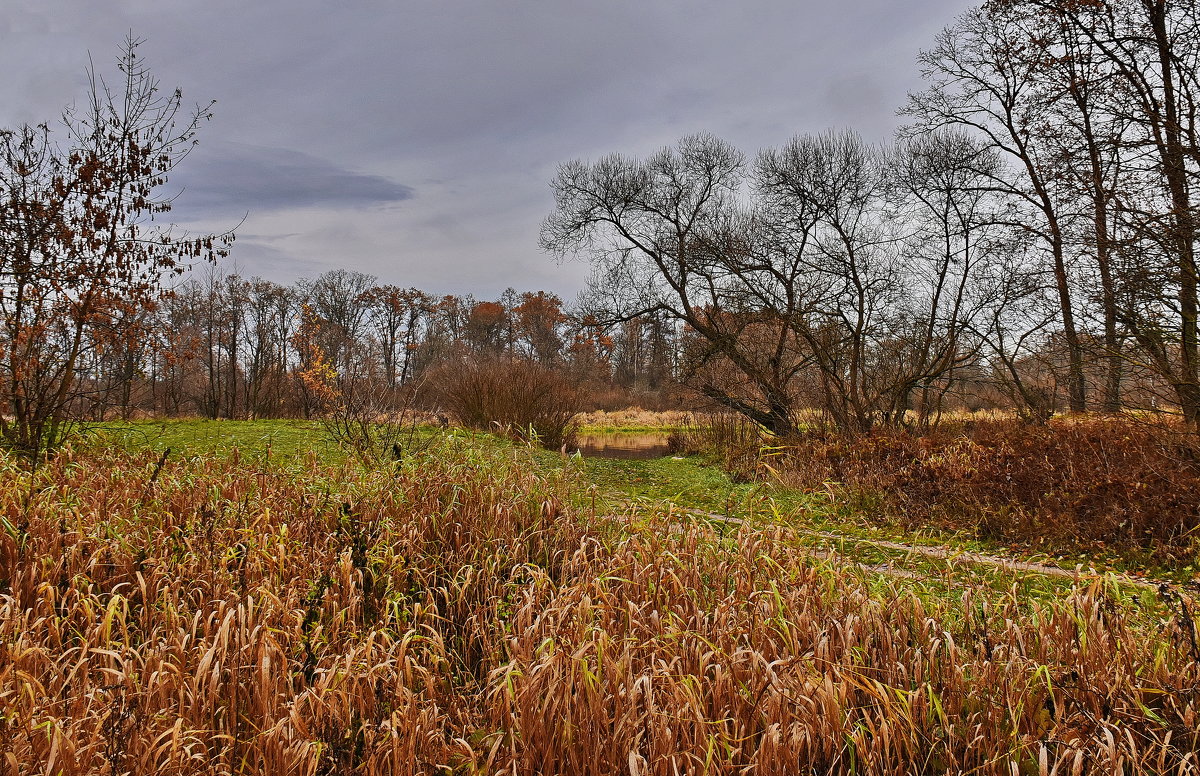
<box><xmin>904</xmin><ymin>6</ymin><xmax>1090</xmax><ymax>413</ymax></box>
<box><xmin>545</xmin><ymin>130</ymin><xmax>1007</xmax><ymax>434</ymax></box>
<box><xmin>886</xmin><ymin>130</ymin><xmax>1000</xmax><ymax>426</ymax></box>
<box><xmin>241</xmin><ymin>278</ymin><xmax>295</xmax><ymax>418</ymax></box>
<box><xmin>1022</xmin><ymin>0</ymin><xmax>1200</xmax><ymax>424</ymax></box>
<box><xmin>543</xmin><ymin>134</ymin><xmax>812</xmax><ymax>434</ymax></box>
<box><xmin>1035</xmin><ymin>10</ymin><xmax>1131</xmax><ymax>412</ymax></box>
<box><xmin>753</xmin><ymin>130</ymin><xmax>913</xmax><ymax>432</ymax></box>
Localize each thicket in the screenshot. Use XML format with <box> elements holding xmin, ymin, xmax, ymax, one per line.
<box><xmin>1</xmin><ymin>444</ymin><xmax>1198</xmax><ymax>774</ymax></box>
<box><xmin>429</xmin><ymin>357</ymin><xmax>582</xmax><ymax>448</ymax></box>
<box><xmin>774</xmin><ymin>418</ymin><xmax>1200</xmax><ymax>564</ymax></box>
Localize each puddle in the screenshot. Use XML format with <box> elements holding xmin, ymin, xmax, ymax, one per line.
<box><xmin>573</xmin><ymin>432</ymin><xmax>673</xmax><ymax>460</ymax></box>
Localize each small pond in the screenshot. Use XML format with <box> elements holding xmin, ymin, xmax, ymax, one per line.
<box><xmin>572</xmin><ymin>432</ymin><xmax>674</xmax><ymax>460</ymax></box>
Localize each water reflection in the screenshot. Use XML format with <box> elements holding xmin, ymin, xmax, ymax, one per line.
<box><xmin>573</xmin><ymin>432</ymin><xmax>673</xmax><ymax>460</ymax></box>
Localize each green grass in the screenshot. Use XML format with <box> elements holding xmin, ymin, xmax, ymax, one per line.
<box><xmin>87</xmin><ymin>418</ymin><xmax>342</xmax><ymax>465</ymax></box>
<box><xmin>556</xmin><ymin>452</ymin><xmax>812</xmax><ymax>515</ymax></box>
<box><xmin>575</xmin><ymin>423</ymin><xmax>688</xmax><ymax>433</ymax></box>
<box><xmin>563</xmin><ymin>450</ymin><xmax>1191</xmax><ymax>594</ymax></box>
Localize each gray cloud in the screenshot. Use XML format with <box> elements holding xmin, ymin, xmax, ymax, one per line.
<box><xmin>221</xmin><ymin>235</ymin><xmax>329</xmax><ymax>278</ymax></box>
<box><xmin>171</xmin><ymin>142</ymin><xmax>414</xmax><ymax>219</ymax></box>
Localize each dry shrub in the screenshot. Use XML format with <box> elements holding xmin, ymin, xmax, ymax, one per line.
<box><xmin>428</xmin><ymin>357</ymin><xmax>581</xmax><ymax>448</ymax></box>
<box><xmin>777</xmin><ymin>418</ymin><xmax>1200</xmax><ymax>561</ymax></box>
<box><xmin>319</xmin><ymin>380</ymin><xmax>435</xmax><ymax>464</ymax></box>
<box><xmin>1</xmin><ymin>444</ymin><xmax>1199</xmax><ymax>774</ymax></box>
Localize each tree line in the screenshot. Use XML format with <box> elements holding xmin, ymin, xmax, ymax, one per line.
<box><xmin>5</xmin><ymin>3</ymin><xmax>1200</xmax><ymax>456</ymax></box>
<box><xmin>84</xmin><ymin>268</ymin><xmax>680</xmax><ymax>421</ymax></box>
<box><xmin>0</xmin><ymin>38</ymin><xmax>682</xmax><ymax>456</ymax></box>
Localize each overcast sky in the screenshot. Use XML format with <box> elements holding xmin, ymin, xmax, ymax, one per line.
<box><xmin>3</xmin><ymin>0</ymin><xmax>976</xmax><ymax>300</ymax></box>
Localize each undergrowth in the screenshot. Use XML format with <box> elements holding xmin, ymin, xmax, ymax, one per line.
<box><xmin>774</xmin><ymin>418</ymin><xmax>1200</xmax><ymax>568</ymax></box>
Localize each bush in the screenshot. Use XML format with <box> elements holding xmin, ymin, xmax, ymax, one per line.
<box><xmin>430</xmin><ymin>357</ymin><xmax>581</xmax><ymax>448</ymax></box>
<box><xmin>774</xmin><ymin>419</ymin><xmax>1200</xmax><ymax>562</ymax></box>
<box><xmin>319</xmin><ymin>381</ymin><xmax>434</xmax><ymax>465</ymax></box>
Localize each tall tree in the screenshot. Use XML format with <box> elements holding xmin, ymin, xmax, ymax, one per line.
<box><xmin>887</xmin><ymin>130</ymin><xmax>999</xmax><ymax>425</ymax></box>
<box><xmin>543</xmin><ymin>134</ymin><xmax>809</xmax><ymax>434</ymax></box>
<box><xmin>513</xmin><ymin>291</ymin><xmax>566</xmax><ymax>364</ymax></box>
<box><xmin>364</xmin><ymin>285</ymin><xmax>428</xmax><ymax>388</ymax></box>
<box><xmin>241</xmin><ymin>278</ymin><xmax>294</xmax><ymax>418</ymax></box>
<box><xmin>1027</xmin><ymin>0</ymin><xmax>1200</xmax><ymax>423</ymax></box>
<box><xmin>905</xmin><ymin>5</ymin><xmax>1090</xmax><ymax>412</ymax></box>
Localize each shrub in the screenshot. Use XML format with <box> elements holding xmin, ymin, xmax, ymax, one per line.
<box><xmin>319</xmin><ymin>381</ymin><xmax>434</xmax><ymax>464</ymax></box>
<box><xmin>429</xmin><ymin>357</ymin><xmax>581</xmax><ymax>448</ymax></box>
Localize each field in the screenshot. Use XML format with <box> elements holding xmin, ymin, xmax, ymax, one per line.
<box><xmin>2</xmin><ymin>420</ymin><xmax>1199</xmax><ymax>774</ymax></box>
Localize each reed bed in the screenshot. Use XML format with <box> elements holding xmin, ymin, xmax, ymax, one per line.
<box><xmin>574</xmin><ymin>408</ymin><xmax>690</xmax><ymax>431</ymax></box>
<box><xmin>1</xmin><ymin>443</ymin><xmax>1198</xmax><ymax>774</ymax></box>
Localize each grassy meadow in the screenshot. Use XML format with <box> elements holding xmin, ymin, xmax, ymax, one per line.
<box><xmin>1</xmin><ymin>419</ymin><xmax>1199</xmax><ymax>774</ymax></box>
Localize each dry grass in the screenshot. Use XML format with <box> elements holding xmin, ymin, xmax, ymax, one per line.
<box><xmin>774</xmin><ymin>418</ymin><xmax>1200</xmax><ymax>564</ymax></box>
<box><xmin>1</xmin><ymin>442</ymin><xmax>1199</xmax><ymax>774</ymax></box>
<box><xmin>667</xmin><ymin>411</ymin><xmax>767</xmax><ymax>481</ymax></box>
<box><xmin>574</xmin><ymin>408</ymin><xmax>690</xmax><ymax>430</ymax></box>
